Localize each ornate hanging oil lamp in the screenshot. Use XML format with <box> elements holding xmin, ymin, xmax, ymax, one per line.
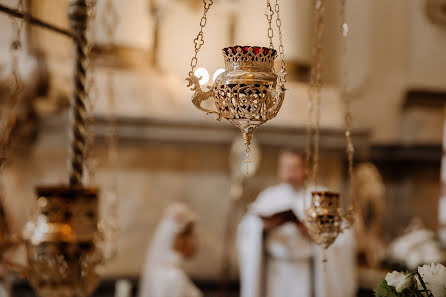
<box><xmin>23</xmin><ymin>186</ymin><xmax>102</xmax><ymax>297</ymax></box>
<box><xmin>305</xmin><ymin>191</ymin><xmax>343</xmax><ymax>249</ymax></box>
<box><xmin>186</xmin><ymin>0</ymin><xmax>286</xmax><ymax>151</ymax></box>
<box><xmin>0</xmin><ymin>1</ymin><xmax>118</xmax><ymax>295</ymax></box>
<box><xmin>20</xmin><ymin>1</ymin><xmax>104</xmax><ymax>296</ymax></box>
<box><xmin>304</xmin><ymin>0</ymin><xmax>356</xmax><ymax>250</ymax></box>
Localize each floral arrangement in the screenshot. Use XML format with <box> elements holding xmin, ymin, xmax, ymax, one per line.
<box><xmin>388</xmin><ymin>227</ymin><xmax>443</xmax><ymax>270</ymax></box>
<box><xmin>375</xmin><ymin>264</ymin><xmax>446</xmax><ymax>297</ymax></box>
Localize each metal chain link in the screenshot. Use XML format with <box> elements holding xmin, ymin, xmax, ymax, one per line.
<box><xmin>67</xmin><ymin>0</ymin><xmax>90</xmax><ymax>186</ymax></box>
<box><xmin>189</xmin><ymin>0</ymin><xmax>213</xmax><ymax>75</ymax></box>
<box><xmin>274</xmin><ymin>0</ymin><xmax>286</xmax><ymax>74</ymax></box>
<box><xmin>340</xmin><ymin>0</ymin><xmax>354</xmax><ymax>180</ymax></box>
<box><xmin>0</xmin><ymin>0</ymin><xmax>25</xmax><ymax>236</ymax></box>
<box><xmin>0</xmin><ymin>0</ymin><xmax>25</xmax><ymax>152</ymax></box>
<box><xmin>307</xmin><ymin>0</ymin><xmax>325</xmax><ymax>186</ymax></box>
<box><xmin>265</xmin><ymin>0</ymin><xmax>274</xmax><ymax>48</ymax></box>
<box><xmin>0</xmin><ymin>0</ymin><xmax>26</xmax><ymax>254</ymax></box>
<box><xmin>10</xmin><ymin>0</ymin><xmax>25</xmax><ymax>51</ymax></box>
<box><xmin>99</xmin><ymin>0</ymin><xmax>119</xmax><ymax>261</ymax></box>
<box><xmin>340</xmin><ymin>0</ymin><xmax>356</xmax><ymax>216</ymax></box>
<box><xmin>85</xmin><ymin>0</ymin><xmax>98</xmax><ymax>182</ymax></box>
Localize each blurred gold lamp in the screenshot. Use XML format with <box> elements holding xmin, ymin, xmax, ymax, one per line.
<box><xmin>305</xmin><ymin>192</ymin><xmax>344</xmax><ymax>249</ymax></box>
<box><xmin>303</xmin><ymin>0</ymin><xmax>357</xmax><ymax>250</ymax></box>
<box><xmin>23</xmin><ymin>186</ymin><xmax>102</xmax><ymax>297</ymax></box>
<box><xmin>8</xmin><ymin>1</ymin><xmax>108</xmax><ymax>296</ymax></box>
<box><xmin>0</xmin><ymin>1</ymin><xmax>118</xmax><ymax>296</ymax></box>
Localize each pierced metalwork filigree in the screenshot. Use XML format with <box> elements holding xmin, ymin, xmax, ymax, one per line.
<box><xmin>187</xmin><ymin>45</ymin><xmax>285</xmax><ymax>146</ymax></box>
<box><xmin>305</xmin><ymin>191</ymin><xmax>344</xmax><ymax>249</ymax></box>
<box><xmin>22</xmin><ymin>186</ymin><xmax>103</xmax><ymax>297</ymax></box>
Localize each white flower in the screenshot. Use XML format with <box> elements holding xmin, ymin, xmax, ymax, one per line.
<box><xmin>385</xmin><ymin>271</ymin><xmax>413</xmax><ymax>293</ymax></box>
<box><xmin>389</xmin><ymin>230</ymin><xmax>444</xmax><ymax>269</ymax></box>
<box><xmin>418</xmin><ymin>264</ymin><xmax>446</xmax><ymax>297</ymax></box>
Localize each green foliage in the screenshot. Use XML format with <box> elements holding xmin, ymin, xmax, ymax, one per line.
<box><xmin>375</xmin><ymin>278</ymin><xmax>401</xmax><ymax>297</ymax></box>
<box><xmin>375</xmin><ymin>278</ymin><xmax>418</xmax><ymax>297</ymax></box>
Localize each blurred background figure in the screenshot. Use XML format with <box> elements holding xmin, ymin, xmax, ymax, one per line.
<box><xmin>139</xmin><ymin>203</ymin><xmax>201</xmax><ymax>297</ymax></box>
<box><xmin>237</xmin><ymin>150</ymin><xmax>356</xmax><ymax>297</ymax></box>
<box><xmin>352</xmin><ymin>163</ymin><xmax>387</xmax><ymax>268</ymax></box>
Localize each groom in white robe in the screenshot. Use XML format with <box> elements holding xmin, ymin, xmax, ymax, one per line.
<box><xmin>237</xmin><ymin>150</ymin><xmax>356</xmax><ymax>297</ymax></box>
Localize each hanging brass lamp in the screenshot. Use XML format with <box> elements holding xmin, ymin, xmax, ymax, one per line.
<box><xmin>305</xmin><ymin>191</ymin><xmax>343</xmax><ymax>249</ymax></box>
<box><xmin>23</xmin><ymin>186</ymin><xmax>102</xmax><ymax>297</ymax></box>
<box><xmin>303</xmin><ymin>0</ymin><xmax>357</xmax><ymax>250</ymax></box>
<box><xmin>186</xmin><ymin>1</ymin><xmax>286</xmax><ymax>149</ymax></box>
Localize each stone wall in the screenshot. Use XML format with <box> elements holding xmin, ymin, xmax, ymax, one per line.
<box><xmin>2</xmin><ymin>114</ymin><xmax>349</xmax><ymax>278</ymax></box>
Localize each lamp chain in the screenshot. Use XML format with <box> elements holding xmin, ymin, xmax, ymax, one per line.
<box><xmin>0</xmin><ymin>0</ymin><xmax>24</xmax><ymax>240</ymax></box>
<box><xmin>99</xmin><ymin>0</ymin><xmax>120</xmax><ymax>260</ymax></box>
<box><xmin>265</xmin><ymin>0</ymin><xmax>274</xmax><ymax>48</ymax></box>
<box><xmin>341</xmin><ymin>0</ymin><xmax>354</xmax><ymax>181</ymax></box>
<box><xmin>274</xmin><ymin>0</ymin><xmax>286</xmax><ymax>75</ymax></box>
<box><xmin>307</xmin><ymin>0</ymin><xmax>326</xmax><ymax>187</ymax></box>
<box><xmin>85</xmin><ymin>0</ymin><xmax>98</xmax><ymax>182</ymax></box>
<box><xmin>340</xmin><ymin>0</ymin><xmax>356</xmax><ymax>218</ymax></box>
<box><xmin>0</xmin><ymin>0</ymin><xmax>25</xmax><ymax>153</ymax></box>
<box><xmin>68</xmin><ymin>0</ymin><xmax>89</xmax><ymax>186</ymax></box>
<box><xmin>189</xmin><ymin>0</ymin><xmax>213</xmax><ymax>75</ymax></box>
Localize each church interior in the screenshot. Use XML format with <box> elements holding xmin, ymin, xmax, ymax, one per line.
<box><xmin>0</xmin><ymin>0</ymin><xmax>445</xmax><ymax>297</ymax></box>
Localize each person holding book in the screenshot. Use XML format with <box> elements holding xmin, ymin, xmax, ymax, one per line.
<box><xmin>237</xmin><ymin>150</ymin><xmax>356</xmax><ymax>297</ymax></box>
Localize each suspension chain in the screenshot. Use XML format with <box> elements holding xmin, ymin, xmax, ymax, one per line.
<box><xmin>308</xmin><ymin>0</ymin><xmax>326</xmax><ymax>186</ymax></box>
<box><xmin>265</xmin><ymin>0</ymin><xmax>274</xmax><ymax>48</ymax></box>
<box><xmin>99</xmin><ymin>0</ymin><xmax>120</xmax><ymax>260</ymax></box>
<box><xmin>274</xmin><ymin>0</ymin><xmax>285</xmax><ymax>74</ymax></box>
<box><xmin>340</xmin><ymin>0</ymin><xmax>356</xmax><ymax>214</ymax></box>
<box><xmin>0</xmin><ymin>0</ymin><xmax>25</xmax><ymax>222</ymax></box>
<box><xmin>189</xmin><ymin>0</ymin><xmax>213</xmax><ymax>75</ymax></box>
<box><xmin>340</xmin><ymin>0</ymin><xmax>354</xmax><ymax>181</ymax></box>
<box><xmin>0</xmin><ymin>0</ymin><xmax>25</xmax><ymax>153</ymax></box>
<box><xmin>85</xmin><ymin>0</ymin><xmax>98</xmax><ymax>182</ymax></box>
<box><xmin>68</xmin><ymin>0</ymin><xmax>90</xmax><ymax>186</ymax></box>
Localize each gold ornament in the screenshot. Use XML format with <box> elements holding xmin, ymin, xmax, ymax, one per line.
<box><xmin>305</xmin><ymin>191</ymin><xmax>343</xmax><ymax>249</ymax></box>
<box><xmin>187</xmin><ymin>45</ymin><xmax>285</xmax><ymax>146</ymax></box>
<box><xmin>14</xmin><ymin>2</ymin><xmax>110</xmax><ymax>297</ymax></box>
<box><xmin>23</xmin><ymin>186</ymin><xmax>102</xmax><ymax>297</ymax></box>
<box><xmin>186</xmin><ymin>0</ymin><xmax>286</xmax><ymax>154</ymax></box>
<box><xmin>304</xmin><ymin>0</ymin><xmax>357</xmax><ymax>249</ymax></box>
<box><xmin>0</xmin><ymin>1</ymin><xmax>119</xmax><ymax>296</ymax></box>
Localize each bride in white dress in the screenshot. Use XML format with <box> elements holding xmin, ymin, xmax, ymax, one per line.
<box><xmin>139</xmin><ymin>203</ymin><xmax>202</xmax><ymax>297</ymax></box>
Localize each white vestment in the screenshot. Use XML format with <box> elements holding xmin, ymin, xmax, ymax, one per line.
<box><xmin>237</xmin><ymin>183</ymin><xmax>356</xmax><ymax>297</ymax></box>
<box><xmin>139</xmin><ymin>204</ymin><xmax>202</xmax><ymax>297</ymax></box>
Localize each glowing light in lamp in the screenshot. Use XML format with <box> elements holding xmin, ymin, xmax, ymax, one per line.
<box><xmin>194</xmin><ymin>68</ymin><xmax>209</xmax><ymax>85</ymax></box>
<box><xmin>213</xmin><ymin>68</ymin><xmax>225</xmax><ymax>82</ymax></box>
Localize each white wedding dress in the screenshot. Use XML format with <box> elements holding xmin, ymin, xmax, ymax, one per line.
<box><xmin>139</xmin><ymin>204</ymin><xmax>202</xmax><ymax>297</ymax></box>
